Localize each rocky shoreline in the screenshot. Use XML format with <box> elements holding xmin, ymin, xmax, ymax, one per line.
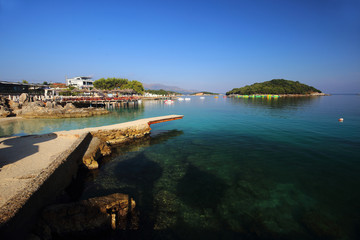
<box><xmin>0</xmin><ymin>94</ymin><xmax>109</xmax><ymax>119</ymax></box>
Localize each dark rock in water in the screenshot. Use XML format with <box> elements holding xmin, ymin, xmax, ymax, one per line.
<box><xmin>40</xmin><ymin>193</ymin><xmax>138</xmax><ymax>238</ymax></box>
<box><xmin>301</xmin><ymin>210</ymin><xmax>343</xmax><ymax>239</ymax></box>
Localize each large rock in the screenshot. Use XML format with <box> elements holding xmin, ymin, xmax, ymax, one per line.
<box><xmin>82</xmin><ymin>137</ymin><xmax>103</xmax><ymax>170</ymax></box>
<box><xmin>8</xmin><ymin>100</ymin><xmax>20</xmax><ymax>111</ymax></box>
<box><xmin>0</xmin><ymin>106</ymin><xmax>11</xmax><ymax>118</ymax></box>
<box><xmin>19</xmin><ymin>93</ymin><xmax>29</xmax><ymax>104</ymax></box>
<box><xmin>40</xmin><ymin>193</ymin><xmax>138</xmax><ymax>237</ymax></box>
<box><xmin>64</xmin><ymin>103</ymin><xmax>76</xmax><ymax>109</ymax></box>
<box><xmin>0</xmin><ymin>96</ymin><xmax>12</xmax><ymax>118</ymax></box>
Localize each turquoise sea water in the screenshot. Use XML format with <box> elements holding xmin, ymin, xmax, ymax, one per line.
<box><xmin>2</xmin><ymin>95</ymin><xmax>360</xmax><ymax>239</ymax></box>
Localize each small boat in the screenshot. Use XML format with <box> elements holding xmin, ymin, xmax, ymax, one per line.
<box><xmin>200</xmin><ymin>96</ymin><xmax>205</xmax><ymax>99</ymax></box>
<box><xmin>164</xmin><ymin>100</ymin><xmax>174</xmax><ymax>104</ymax></box>
<box><xmin>178</xmin><ymin>98</ymin><xmax>184</xmax><ymax>101</ymax></box>
<box><xmin>185</xmin><ymin>98</ymin><xmax>191</xmax><ymax>101</ymax></box>
<box><xmin>214</xmin><ymin>96</ymin><xmax>219</xmax><ymax>98</ymax></box>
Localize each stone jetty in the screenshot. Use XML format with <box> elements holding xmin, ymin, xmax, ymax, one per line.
<box><xmin>0</xmin><ymin>115</ymin><xmax>183</xmax><ymax>239</ymax></box>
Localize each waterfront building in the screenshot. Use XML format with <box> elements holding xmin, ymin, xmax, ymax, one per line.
<box><xmin>65</xmin><ymin>76</ymin><xmax>94</xmax><ymax>89</ymax></box>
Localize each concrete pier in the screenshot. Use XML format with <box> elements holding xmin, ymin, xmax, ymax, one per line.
<box><xmin>0</xmin><ymin>115</ymin><xmax>183</xmax><ymax>238</ymax></box>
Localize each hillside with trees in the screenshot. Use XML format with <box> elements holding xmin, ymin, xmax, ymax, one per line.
<box><xmin>146</xmin><ymin>89</ymin><xmax>181</xmax><ymax>96</ymax></box>
<box><xmin>93</xmin><ymin>78</ymin><xmax>144</xmax><ymax>94</ymax></box>
<box><xmin>226</xmin><ymin>79</ymin><xmax>322</xmax><ymax>95</ymax></box>
<box><xmin>191</xmin><ymin>91</ymin><xmax>219</xmax><ymax>95</ymax></box>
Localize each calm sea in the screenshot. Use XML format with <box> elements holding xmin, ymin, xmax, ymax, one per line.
<box><xmin>1</xmin><ymin>95</ymin><xmax>360</xmax><ymax>239</ymax></box>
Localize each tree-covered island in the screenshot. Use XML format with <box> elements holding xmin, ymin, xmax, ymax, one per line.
<box><xmin>226</xmin><ymin>79</ymin><xmax>323</xmax><ymax>95</ymax></box>
<box><xmin>191</xmin><ymin>91</ymin><xmax>219</xmax><ymax>96</ymax></box>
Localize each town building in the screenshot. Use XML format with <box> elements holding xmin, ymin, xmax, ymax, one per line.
<box><xmin>65</xmin><ymin>76</ymin><xmax>94</xmax><ymax>89</ymax></box>
<box><xmin>0</xmin><ymin>81</ymin><xmax>29</xmax><ymax>95</ymax></box>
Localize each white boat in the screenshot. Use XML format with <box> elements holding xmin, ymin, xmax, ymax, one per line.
<box><xmin>185</xmin><ymin>98</ymin><xmax>191</xmax><ymax>101</ymax></box>
<box><xmin>164</xmin><ymin>100</ymin><xmax>174</xmax><ymax>104</ymax></box>
<box><xmin>178</xmin><ymin>98</ymin><xmax>184</xmax><ymax>101</ymax></box>
<box><xmin>200</xmin><ymin>96</ymin><xmax>205</xmax><ymax>99</ymax></box>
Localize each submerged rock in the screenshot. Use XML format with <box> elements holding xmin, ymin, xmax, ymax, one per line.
<box><xmin>40</xmin><ymin>193</ymin><xmax>138</xmax><ymax>238</ymax></box>
<box><xmin>300</xmin><ymin>210</ymin><xmax>343</xmax><ymax>239</ymax></box>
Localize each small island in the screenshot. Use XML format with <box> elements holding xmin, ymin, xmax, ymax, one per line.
<box><xmin>191</xmin><ymin>91</ymin><xmax>219</xmax><ymax>96</ymax></box>
<box><xmin>226</xmin><ymin>79</ymin><xmax>326</xmax><ymax>96</ymax></box>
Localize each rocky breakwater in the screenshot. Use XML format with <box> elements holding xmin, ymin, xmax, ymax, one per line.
<box><xmin>82</xmin><ymin>124</ymin><xmax>151</xmax><ymax>169</ymax></box>
<box><xmin>17</xmin><ymin>101</ymin><xmax>109</xmax><ymax>119</ymax></box>
<box><xmin>1</xmin><ymin>93</ymin><xmax>109</xmax><ymax>119</ymax></box>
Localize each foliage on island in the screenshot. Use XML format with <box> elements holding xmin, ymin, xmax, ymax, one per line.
<box><xmin>93</xmin><ymin>78</ymin><xmax>144</xmax><ymax>94</ymax></box>
<box><xmin>191</xmin><ymin>91</ymin><xmax>219</xmax><ymax>95</ymax></box>
<box><xmin>226</xmin><ymin>79</ymin><xmax>321</xmax><ymax>95</ymax></box>
<box><xmin>145</xmin><ymin>89</ymin><xmax>182</xmax><ymax>96</ymax></box>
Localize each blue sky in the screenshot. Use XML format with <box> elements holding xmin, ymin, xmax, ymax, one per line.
<box><xmin>0</xmin><ymin>0</ymin><xmax>359</xmax><ymax>93</ymax></box>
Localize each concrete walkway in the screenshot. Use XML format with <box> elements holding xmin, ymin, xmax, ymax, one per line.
<box><xmin>0</xmin><ymin>115</ymin><xmax>183</xmax><ymax>227</ymax></box>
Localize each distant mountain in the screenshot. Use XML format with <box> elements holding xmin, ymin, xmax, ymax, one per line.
<box><xmin>143</xmin><ymin>83</ymin><xmax>198</xmax><ymax>94</ymax></box>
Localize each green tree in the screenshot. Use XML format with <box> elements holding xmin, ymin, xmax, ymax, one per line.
<box><xmin>123</xmin><ymin>80</ymin><xmax>144</xmax><ymax>94</ymax></box>
<box><xmin>93</xmin><ymin>78</ymin><xmax>129</xmax><ymax>90</ymax></box>
<box><xmin>22</xmin><ymin>80</ymin><xmax>28</xmax><ymax>84</ymax></box>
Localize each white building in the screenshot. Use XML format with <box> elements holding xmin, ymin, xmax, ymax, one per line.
<box><xmin>65</xmin><ymin>76</ymin><xmax>94</xmax><ymax>88</ymax></box>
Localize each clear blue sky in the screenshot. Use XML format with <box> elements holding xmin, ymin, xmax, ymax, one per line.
<box><xmin>1</xmin><ymin>0</ymin><xmax>359</xmax><ymax>93</ymax></box>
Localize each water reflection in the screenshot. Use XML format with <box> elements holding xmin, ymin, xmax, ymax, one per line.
<box><xmin>81</xmin><ymin>129</ymin><xmax>184</xmax><ymax>198</ymax></box>
<box><xmin>228</xmin><ymin>96</ymin><xmax>321</xmax><ymax>110</ymax></box>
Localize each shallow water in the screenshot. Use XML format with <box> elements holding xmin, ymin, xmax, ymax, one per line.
<box><xmin>2</xmin><ymin>95</ymin><xmax>360</xmax><ymax>239</ymax></box>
